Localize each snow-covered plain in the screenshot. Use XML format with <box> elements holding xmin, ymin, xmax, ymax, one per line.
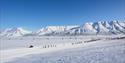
<box><xmin>0</xmin><ymin>35</ymin><xmax>125</xmax><ymax>63</ymax></box>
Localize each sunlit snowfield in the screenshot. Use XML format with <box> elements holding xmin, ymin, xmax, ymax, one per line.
<box><xmin>0</xmin><ymin>35</ymin><xmax>125</xmax><ymax>63</ymax></box>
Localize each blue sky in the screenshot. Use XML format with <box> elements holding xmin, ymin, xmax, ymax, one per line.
<box><xmin>0</xmin><ymin>0</ymin><xmax>125</xmax><ymax>30</ymax></box>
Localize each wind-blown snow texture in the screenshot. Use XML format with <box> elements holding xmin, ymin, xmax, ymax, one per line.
<box><xmin>2</xmin><ymin>38</ymin><xmax>125</xmax><ymax>63</ymax></box>
<box><xmin>0</xmin><ymin>20</ymin><xmax>125</xmax><ymax>37</ymax></box>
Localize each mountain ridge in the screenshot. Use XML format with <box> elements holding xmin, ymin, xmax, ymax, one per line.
<box><xmin>0</xmin><ymin>20</ymin><xmax>125</xmax><ymax>37</ymax></box>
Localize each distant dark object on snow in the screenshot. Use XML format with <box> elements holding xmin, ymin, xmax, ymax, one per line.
<box><xmin>29</xmin><ymin>45</ymin><xmax>34</xmax><ymax>48</ymax></box>
<box><xmin>84</xmin><ymin>39</ymin><xmax>101</xmax><ymax>43</ymax></box>
<box><xmin>106</xmin><ymin>36</ymin><xmax>125</xmax><ymax>40</ymax></box>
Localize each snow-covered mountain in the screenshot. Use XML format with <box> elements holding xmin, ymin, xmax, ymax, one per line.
<box><xmin>36</xmin><ymin>20</ymin><xmax>125</xmax><ymax>35</ymax></box>
<box><xmin>67</xmin><ymin>22</ymin><xmax>97</xmax><ymax>35</ymax></box>
<box><xmin>0</xmin><ymin>27</ymin><xmax>31</xmax><ymax>37</ymax></box>
<box><xmin>35</xmin><ymin>26</ymin><xmax>79</xmax><ymax>35</ymax></box>
<box><xmin>0</xmin><ymin>20</ymin><xmax>125</xmax><ymax>37</ymax></box>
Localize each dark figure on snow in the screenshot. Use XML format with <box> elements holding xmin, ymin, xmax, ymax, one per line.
<box><xmin>29</xmin><ymin>45</ymin><xmax>34</xmax><ymax>48</ymax></box>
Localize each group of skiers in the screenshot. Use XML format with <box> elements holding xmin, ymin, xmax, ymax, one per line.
<box><xmin>42</xmin><ymin>44</ymin><xmax>57</xmax><ymax>48</ymax></box>
<box><xmin>72</xmin><ymin>41</ymin><xmax>83</xmax><ymax>45</ymax></box>
<box><xmin>28</xmin><ymin>41</ymin><xmax>84</xmax><ymax>48</ymax></box>
<box><xmin>28</xmin><ymin>44</ymin><xmax>57</xmax><ymax>48</ymax></box>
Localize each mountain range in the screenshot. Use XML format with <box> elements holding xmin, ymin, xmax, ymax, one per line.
<box><xmin>0</xmin><ymin>20</ymin><xmax>125</xmax><ymax>37</ymax></box>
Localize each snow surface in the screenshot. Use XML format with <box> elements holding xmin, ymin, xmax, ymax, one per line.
<box><xmin>0</xmin><ymin>35</ymin><xmax>125</xmax><ymax>63</ymax></box>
